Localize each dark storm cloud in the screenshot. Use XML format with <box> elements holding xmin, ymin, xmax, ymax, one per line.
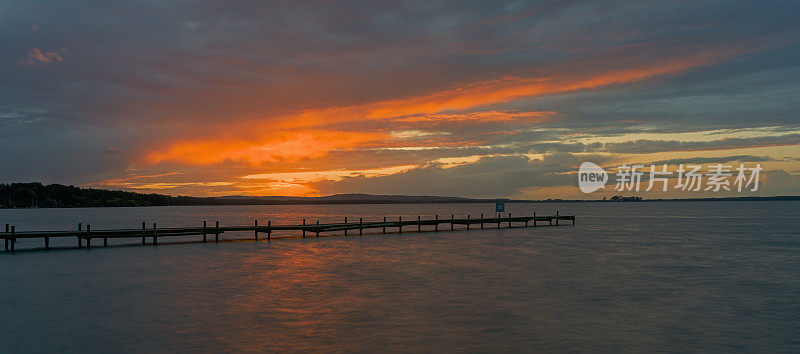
<box><xmin>4</xmin><ymin>0</ymin><xmax>798</xmax><ymax>126</ymax></box>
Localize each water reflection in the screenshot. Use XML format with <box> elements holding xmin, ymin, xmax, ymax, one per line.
<box><xmin>1</xmin><ymin>201</ymin><xmax>798</xmax><ymax>352</ymax></box>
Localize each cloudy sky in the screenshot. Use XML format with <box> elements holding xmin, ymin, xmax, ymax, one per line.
<box><xmin>2</xmin><ymin>0</ymin><xmax>799</xmax><ymax>198</ymax></box>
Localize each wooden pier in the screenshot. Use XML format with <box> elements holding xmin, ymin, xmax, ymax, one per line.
<box><xmin>1</xmin><ymin>213</ymin><xmax>575</xmax><ymax>252</ymax></box>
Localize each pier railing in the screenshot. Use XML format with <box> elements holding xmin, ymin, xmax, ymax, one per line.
<box><xmin>2</xmin><ymin>213</ymin><xmax>575</xmax><ymax>252</ymax></box>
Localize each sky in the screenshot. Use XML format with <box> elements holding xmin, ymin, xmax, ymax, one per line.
<box><xmin>2</xmin><ymin>0</ymin><xmax>800</xmax><ymax>199</ymax></box>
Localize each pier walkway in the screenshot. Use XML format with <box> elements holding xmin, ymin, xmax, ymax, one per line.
<box><xmin>2</xmin><ymin>213</ymin><xmax>575</xmax><ymax>252</ymax></box>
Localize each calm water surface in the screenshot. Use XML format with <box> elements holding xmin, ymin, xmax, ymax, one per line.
<box><xmin>1</xmin><ymin>201</ymin><xmax>798</xmax><ymax>352</ymax></box>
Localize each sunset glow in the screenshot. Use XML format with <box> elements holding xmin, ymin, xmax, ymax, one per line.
<box><xmin>2</xmin><ymin>1</ymin><xmax>799</xmax><ymax>198</ymax></box>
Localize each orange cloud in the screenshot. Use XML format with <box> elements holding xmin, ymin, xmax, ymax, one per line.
<box><xmin>394</xmin><ymin>110</ymin><xmax>557</xmax><ymax>123</ymax></box>
<box><xmin>144</xmin><ymin>47</ymin><xmax>739</xmax><ymax>166</ymax></box>
<box><xmin>94</xmin><ymin>172</ymin><xmax>186</xmax><ymax>187</ymax></box>
<box><xmin>275</xmin><ymin>47</ymin><xmax>737</xmax><ymax>129</ymax></box>
<box><xmin>18</xmin><ymin>48</ymin><xmax>64</xmax><ymax>66</ymax></box>
<box><xmin>146</xmin><ymin>130</ymin><xmax>386</xmax><ymax>165</ymax></box>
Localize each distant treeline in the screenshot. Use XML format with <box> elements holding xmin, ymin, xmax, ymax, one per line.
<box><xmin>0</xmin><ymin>183</ymin><xmax>209</xmax><ymax>208</ymax></box>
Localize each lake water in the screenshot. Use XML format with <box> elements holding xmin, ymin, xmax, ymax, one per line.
<box><xmin>1</xmin><ymin>201</ymin><xmax>798</xmax><ymax>352</ymax></box>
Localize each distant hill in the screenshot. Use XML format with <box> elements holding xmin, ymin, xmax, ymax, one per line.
<box><xmin>217</xmin><ymin>193</ymin><xmax>482</xmax><ymax>204</ymax></box>
<box><xmin>0</xmin><ymin>183</ymin><xmax>516</xmax><ymax>208</ymax></box>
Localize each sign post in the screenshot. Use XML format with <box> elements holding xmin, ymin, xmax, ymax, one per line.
<box><xmin>495</xmin><ymin>202</ymin><xmax>505</xmax><ymax>223</ymax></box>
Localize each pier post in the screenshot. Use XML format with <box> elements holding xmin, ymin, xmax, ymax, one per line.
<box><xmin>10</xmin><ymin>226</ymin><xmax>15</xmax><ymax>252</ymax></box>
<box><xmin>383</xmin><ymin>217</ymin><xmax>386</xmax><ymax>234</ymax></box>
<box><xmin>497</xmin><ymin>213</ymin><xmax>501</xmax><ymax>229</ymax></box>
<box><xmin>398</xmin><ymin>216</ymin><xmax>402</xmax><ymax>233</ymax></box>
<box><xmin>467</xmin><ymin>215</ymin><xmax>470</xmax><ymax>230</ymax></box>
<box><xmin>508</xmin><ymin>213</ymin><xmax>512</xmax><ymax>228</ymax></box>
<box><xmin>533</xmin><ymin>212</ymin><xmax>536</xmax><ymax>227</ymax></box>
<box><xmin>4</xmin><ymin>224</ymin><xmax>8</xmax><ymax>251</ymax></box>
<box><xmin>267</xmin><ymin>220</ymin><xmax>271</xmax><ymax>241</ymax></box>
<box><xmin>86</xmin><ymin>224</ymin><xmax>91</xmax><ymax>248</ymax></box>
<box><xmin>418</xmin><ymin>215</ymin><xmax>421</xmax><ymax>232</ymax></box>
<box><xmin>215</xmin><ymin>221</ymin><xmax>219</xmax><ymax>242</ymax></box>
<box><xmin>152</xmin><ymin>223</ymin><xmax>157</xmax><ymax>245</ymax></box>
<box><xmin>45</xmin><ymin>236</ymin><xmax>49</xmax><ymax>249</ymax></box>
<box><xmin>77</xmin><ymin>223</ymin><xmax>82</xmax><ymax>248</ymax></box>
<box><xmin>359</xmin><ymin>218</ymin><xmax>363</xmax><ymax>236</ymax></box>
<box><xmin>302</xmin><ymin>219</ymin><xmax>306</xmax><ymax>238</ymax></box>
<box><xmin>573</xmin><ymin>216</ymin><xmax>575</xmax><ymax>226</ymax></box>
<box><xmin>203</xmin><ymin>221</ymin><xmax>207</xmax><ymax>242</ymax></box>
<box><xmin>316</xmin><ymin>220</ymin><xmax>320</xmax><ymax>237</ymax></box>
<box><xmin>344</xmin><ymin>217</ymin><xmax>348</xmax><ymax>236</ymax></box>
<box><xmin>556</xmin><ymin>211</ymin><xmax>559</xmax><ymax>226</ymax></box>
<box><xmin>480</xmin><ymin>214</ymin><xmax>484</xmax><ymax>229</ymax></box>
<box><xmin>435</xmin><ymin>215</ymin><xmax>438</xmax><ymax>232</ymax></box>
<box><xmin>254</xmin><ymin>220</ymin><xmax>258</xmax><ymax>240</ymax></box>
<box><xmin>142</xmin><ymin>222</ymin><xmax>146</xmax><ymax>245</ymax></box>
<box><xmin>451</xmin><ymin>214</ymin><xmax>454</xmax><ymax>231</ymax></box>
<box><xmin>104</xmin><ymin>235</ymin><xmax>108</xmax><ymax>247</ymax></box>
